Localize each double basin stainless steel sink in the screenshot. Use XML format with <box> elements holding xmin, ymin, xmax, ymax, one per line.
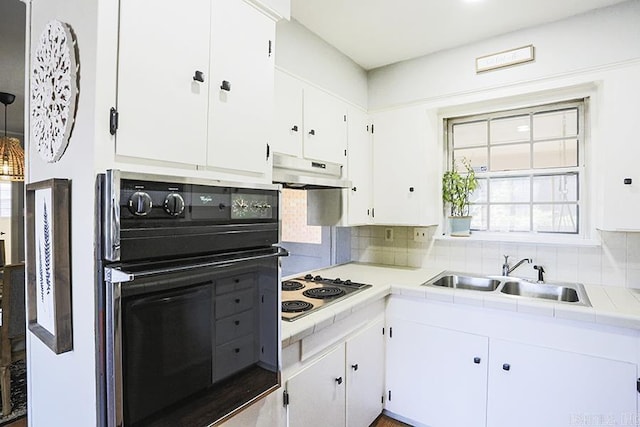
<box><xmin>423</xmin><ymin>271</ymin><xmax>591</xmax><ymax>307</ymax></box>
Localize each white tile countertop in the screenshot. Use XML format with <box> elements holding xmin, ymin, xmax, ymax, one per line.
<box><xmin>281</xmin><ymin>262</ymin><xmax>640</xmax><ymax>346</ymax></box>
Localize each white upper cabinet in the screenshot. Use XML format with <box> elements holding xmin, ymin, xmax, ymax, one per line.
<box><xmin>303</xmin><ymin>84</ymin><xmax>348</xmax><ymax>164</ymax></box>
<box><xmin>345</xmin><ymin>107</ymin><xmax>373</xmax><ymax>225</ymax></box>
<box><xmin>207</xmin><ymin>0</ymin><xmax>275</xmax><ymax>174</ymax></box>
<box><xmin>115</xmin><ymin>0</ymin><xmax>276</xmax><ymax>177</ymax></box>
<box><xmin>597</xmin><ymin>65</ymin><xmax>640</xmax><ymax>231</ymax></box>
<box><xmin>372</xmin><ymin>105</ymin><xmax>440</xmax><ymax>226</ymax></box>
<box><xmin>116</xmin><ymin>0</ymin><xmax>210</xmax><ymax>165</ymax></box>
<box><xmin>273</xmin><ymin>71</ymin><xmax>304</xmax><ymax>157</ymax></box>
<box><xmin>273</xmin><ymin>70</ymin><xmax>348</xmax><ymax>165</ymax></box>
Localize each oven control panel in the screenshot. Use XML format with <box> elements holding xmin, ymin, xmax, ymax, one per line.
<box><xmin>119</xmin><ymin>179</ymin><xmax>278</xmax><ymax>223</ymax></box>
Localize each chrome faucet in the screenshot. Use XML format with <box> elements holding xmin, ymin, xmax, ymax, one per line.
<box><xmin>502</xmin><ymin>255</ymin><xmax>532</xmax><ymax>276</ymax></box>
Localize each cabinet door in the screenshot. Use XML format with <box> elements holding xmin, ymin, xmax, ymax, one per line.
<box><xmin>597</xmin><ymin>66</ymin><xmax>640</xmax><ymax>231</ymax></box>
<box><xmin>386</xmin><ymin>318</ymin><xmax>488</xmax><ymax>427</ymax></box>
<box><xmin>346</xmin><ymin>319</ymin><xmax>384</xmax><ymax>427</ymax></box>
<box><xmin>488</xmin><ymin>339</ymin><xmax>637</xmax><ymax>427</ymax></box>
<box><xmin>273</xmin><ymin>70</ymin><xmax>303</xmax><ymax>157</ymax></box>
<box><xmin>207</xmin><ymin>0</ymin><xmax>275</xmax><ymax>174</ymax></box>
<box><xmin>346</xmin><ymin>108</ymin><xmax>373</xmax><ymax>225</ymax></box>
<box><xmin>286</xmin><ymin>344</ymin><xmax>346</xmax><ymax>427</ymax></box>
<box><xmin>116</xmin><ymin>0</ymin><xmax>210</xmax><ymax>165</ymax></box>
<box><xmin>372</xmin><ymin>106</ymin><xmax>439</xmax><ymax>226</ymax></box>
<box><xmin>303</xmin><ymin>85</ymin><xmax>348</xmax><ymax>165</ymax></box>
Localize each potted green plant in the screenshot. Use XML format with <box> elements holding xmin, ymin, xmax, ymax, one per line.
<box><xmin>442</xmin><ymin>158</ymin><xmax>478</xmax><ymax>237</ymax></box>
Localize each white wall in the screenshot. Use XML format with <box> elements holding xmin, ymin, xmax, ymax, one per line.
<box><xmin>27</xmin><ymin>0</ymin><xmax>103</xmax><ymax>425</ymax></box>
<box><xmin>275</xmin><ymin>19</ymin><xmax>368</xmax><ymax>108</ymax></box>
<box><xmin>368</xmin><ymin>0</ymin><xmax>640</xmax><ymax>110</ymax></box>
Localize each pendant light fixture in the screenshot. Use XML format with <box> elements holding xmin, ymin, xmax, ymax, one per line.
<box><xmin>0</xmin><ymin>92</ymin><xmax>24</xmax><ymax>181</ymax></box>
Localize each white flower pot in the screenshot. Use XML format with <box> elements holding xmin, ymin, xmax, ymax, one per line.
<box><xmin>448</xmin><ymin>216</ymin><xmax>472</xmax><ymax>237</ymax></box>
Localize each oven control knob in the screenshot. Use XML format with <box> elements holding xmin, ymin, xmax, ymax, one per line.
<box><xmin>164</xmin><ymin>193</ymin><xmax>185</xmax><ymax>216</ymax></box>
<box><xmin>128</xmin><ymin>191</ymin><xmax>153</xmax><ymax>216</ymax></box>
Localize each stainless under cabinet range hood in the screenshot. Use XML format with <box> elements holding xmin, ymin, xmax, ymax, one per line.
<box><xmin>272</xmin><ymin>153</ymin><xmax>352</xmax><ymax>189</ymax></box>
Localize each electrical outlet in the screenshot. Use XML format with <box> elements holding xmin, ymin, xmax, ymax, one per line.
<box><xmin>413</xmin><ymin>227</ymin><xmax>429</xmax><ymax>242</ymax></box>
<box><xmin>385</xmin><ymin>228</ymin><xmax>394</xmax><ymax>241</ymax></box>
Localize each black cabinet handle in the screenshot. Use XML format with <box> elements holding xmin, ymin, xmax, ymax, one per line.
<box><xmin>234</xmin><ymin>348</ymin><xmax>240</xmax><ymax>353</ymax></box>
<box><xmin>235</xmin><ymin>298</ymin><xmax>240</xmax><ymax>303</ymax></box>
<box><xmin>193</xmin><ymin>71</ymin><xmax>205</xmax><ymax>82</ymax></box>
<box><xmin>335</xmin><ymin>377</ymin><xmax>343</xmax><ymax>385</ymax></box>
<box><xmin>624</xmin><ymin>178</ymin><xmax>632</xmax><ymax>185</ymax></box>
<box><xmin>503</xmin><ymin>363</ymin><xmax>510</xmax><ymax>371</ymax></box>
<box><xmin>351</xmin><ymin>364</ymin><xmax>359</xmax><ymax>371</ymax></box>
<box><xmin>308</xmin><ymin>129</ymin><xmax>316</xmax><ymax>136</ymax></box>
<box><xmin>220</xmin><ymin>80</ymin><xmax>231</xmax><ymax>91</ymax></box>
<box><xmin>352</xmin><ymin>187</ymin><xmax>357</xmax><ymax>192</ymax></box>
<box><xmin>291</xmin><ymin>125</ymin><xmax>298</xmax><ymax>132</ymax></box>
<box><xmin>409</xmin><ymin>187</ymin><xmax>415</xmax><ymax>192</ymax></box>
<box><xmin>474</xmin><ymin>357</ymin><xmax>481</xmax><ymax>364</ymax></box>
<box><xmin>234</xmin><ymin>320</ymin><xmax>240</xmax><ymax>326</ymax></box>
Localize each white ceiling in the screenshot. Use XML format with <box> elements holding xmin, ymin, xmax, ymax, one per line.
<box><xmin>291</xmin><ymin>0</ymin><xmax>629</xmax><ymax>70</ymax></box>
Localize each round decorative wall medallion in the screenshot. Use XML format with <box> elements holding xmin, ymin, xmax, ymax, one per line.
<box><xmin>31</xmin><ymin>20</ymin><xmax>79</xmax><ymax>163</ymax></box>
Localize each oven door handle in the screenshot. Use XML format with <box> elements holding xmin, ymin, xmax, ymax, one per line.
<box><xmin>104</xmin><ymin>246</ymin><xmax>289</xmax><ymax>283</ymax></box>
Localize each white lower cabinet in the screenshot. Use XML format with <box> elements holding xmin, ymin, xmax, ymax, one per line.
<box><xmin>285</xmin><ymin>319</ymin><xmax>384</xmax><ymax>427</ymax></box>
<box><xmin>346</xmin><ymin>319</ymin><xmax>385</xmax><ymax>427</ymax></box>
<box><xmin>487</xmin><ymin>339</ymin><xmax>637</xmax><ymax>427</ymax></box>
<box><xmin>386</xmin><ymin>305</ymin><xmax>638</xmax><ymax>427</ymax></box>
<box><xmin>286</xmin><ymin>343</ymin><xmax>346</xmax><ymax>427</ymax></box>
<box><xmin>385</xmin><ymin>318</ymin><xmax>488</xmax><ymax>427</ymax></box>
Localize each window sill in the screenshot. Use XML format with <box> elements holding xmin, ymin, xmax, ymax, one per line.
<box><xmin>434</xmin><ymin>232</ymin><xmax>601</xmax><ymax>247</ymax></box>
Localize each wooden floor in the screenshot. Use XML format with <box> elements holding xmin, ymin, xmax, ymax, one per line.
<box><xmin>3</xmin><ymin>416</ymin><xmax>26</xmax><ymax>427</ymax></box>
<box><xmin>371</xmin><ymin>414</ymin><xmax>413</xmax><ymax>427</ymax></box>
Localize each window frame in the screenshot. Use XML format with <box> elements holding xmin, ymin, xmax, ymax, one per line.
<box><xmin>445</xmin><ymin>99</ymin><xmax>587</xmax><ymax>239</ymax></box>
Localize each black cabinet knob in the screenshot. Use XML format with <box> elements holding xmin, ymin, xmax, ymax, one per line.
<box><xmin>234</xmin><ymin>348</ymin><xmax>240</xmax><ymax>354</ymax></box>
<box><xmin>308</xmin><ymin>129</ymin><xmax>316</xmax><ymax>136</ymax></box>
<box><xmin>474</xmin><ymin>357</ymin><xmax>481</xmax><ymax>364</ymax></box>
<box><xmin>351</xmin><ymin>364</ymin><xmax>359</xmax><ymax>371</ymax></box>
<box><xmin>409</xmin><ymin>187</ymin><xmax>415</xmax><ymax>192</ymax></box>
<box><xmin>193</xmin><ymin>70</ymin><xmax>205</xmax><ymax>82</ymax></box>
<box><xmin>234</xmin><ymin>320</ymin><xmax>240</xmax><ymax>326</ymax></box>
<box><xmin>220</xmin><ymin>80</ymin><xmax>231</xmax><ymax>91</ymax></box>
<box><xmin>235</xmin><ymin>298</ymin><xmax>240</xmax><ymax>303</ymax></box>
<box><xmin>502</xmin><ymin>363</ymin><xmax>510</xmax><ymax>371</ymax></box>
<box><xmin>291</xmin><ymin>125</ymin><xmax>298</xmax><ymax>132</ymax></box>
<box><xmin>624</xmin><ymin>178</ymin><xmax>632</xmax><ymax>185</ymax></box>
<box><xmin>335</xmin><ymin>377</ymin><xmax>343</xmax><ymax>385</ymax></box>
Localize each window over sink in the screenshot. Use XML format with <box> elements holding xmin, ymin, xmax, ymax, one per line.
<box><xmin>446</xmin><ymin>99</ymin><xmax>586</xmax><ymax>236</ymax></box>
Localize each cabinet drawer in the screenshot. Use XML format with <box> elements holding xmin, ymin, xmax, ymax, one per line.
<box><xmin>214</xmin><ymin>334</ymin><xmax>257</xmax><ymax>381</ymax></box>
<box><xmin>216</xmin><ymin>273</ymin><xmax>255</xmax><ymax>295</ymax></box>
<box><xmin>215</xmin><ymin>309</ymin><xmax>255</xmax><ymax>345</ymax></box>
<box><xmin>215</xmin><ymin>288</ymin><xmax>255</xmax><ymax>319</ymax></box>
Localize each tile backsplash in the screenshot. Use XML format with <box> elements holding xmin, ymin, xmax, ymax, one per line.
<box><xmin>350</xmin><ymin>226</ymin><xmax>640</xmax><ymax>288</ymax></box>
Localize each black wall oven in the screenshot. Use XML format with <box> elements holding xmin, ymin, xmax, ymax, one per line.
<box><xmin>99</xmin><ymin>170</ymin><xmax>285</xmax><ymax>427</ymax></box>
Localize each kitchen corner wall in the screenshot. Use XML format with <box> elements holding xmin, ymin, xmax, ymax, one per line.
<box><xmin>350</xmin><ymin>227</ymin><xmax>640</xmax><ymax>289</ymax></box>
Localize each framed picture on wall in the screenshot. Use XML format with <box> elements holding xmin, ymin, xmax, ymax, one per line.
<box><xmin>25</xmin><ymin>178</ymin><xmax>72</xmax><ymax>354</ymax></box>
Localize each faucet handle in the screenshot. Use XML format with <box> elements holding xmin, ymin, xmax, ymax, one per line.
<box><xmin>503</xmin><ymin>255</ymin><xmax>509</xmax><ymax>264</ymax></box>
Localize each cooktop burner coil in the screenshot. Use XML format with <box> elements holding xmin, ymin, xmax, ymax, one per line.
<box><xmin>282</xmin><ymin>280</ymin><xmax>305</xmax><ymax>291</ymax></box>
<box><xmin>302</xmin><ymin>287</ymin><xmax>346</xmax><ymax>299</ymax></box>
<box><xmin>282</xmin><ymin>300</ymin><xmax>314</xmax><ymax>313</ymax></box>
